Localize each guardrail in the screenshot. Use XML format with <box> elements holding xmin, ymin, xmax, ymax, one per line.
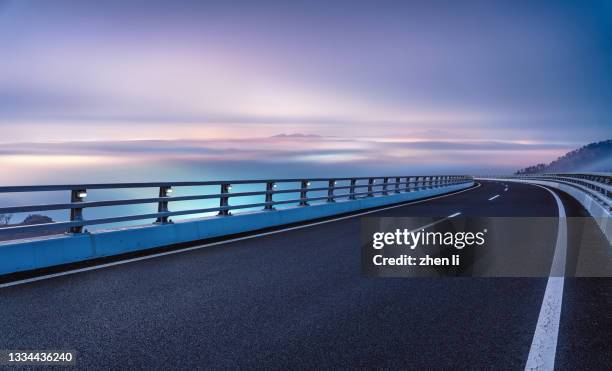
<box><xmin>516</xmin><ymin>173</ymin><xmax>610</xmax><ymax>209</ymax></box>
<box><xmin>0</xmin><ymin>175</ymin><xmax>472</xmax><ymax>238</ymax></box>
<box><xmin>482</xmin><ymin>173</ymin><xmax>611</xmax><ymax>211</ymax></box>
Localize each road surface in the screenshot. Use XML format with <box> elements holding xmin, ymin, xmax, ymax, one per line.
<box><xmin>0</xmin><ymin>180</ymin><xmax>610</xmax><ymax>369</ymax></box>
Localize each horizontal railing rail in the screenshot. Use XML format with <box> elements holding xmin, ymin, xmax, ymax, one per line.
<box><xmin>0</xmin><ymin>175</ymin><xmax>472</xmax><ymax>237</ymax></box>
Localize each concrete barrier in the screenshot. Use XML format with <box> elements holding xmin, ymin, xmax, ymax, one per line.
<box><xmin>0</xmin><ymin>182</ymin><xmax>473</xmax><ymax>275</ymax></box>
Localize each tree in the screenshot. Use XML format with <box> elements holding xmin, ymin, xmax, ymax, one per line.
<box><xmin>0</xmin><ymin>214</ymin><xmax>12</xmax><ymax>226</ymax></box>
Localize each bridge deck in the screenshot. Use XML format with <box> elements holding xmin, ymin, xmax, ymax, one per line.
<box><xmin>0</xmin><ymin>181</ymin><xmax>610</xmax><ymax>369</ymax></box>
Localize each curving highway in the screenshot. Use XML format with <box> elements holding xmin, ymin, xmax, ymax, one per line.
<box><xmin>0</xmin><ymin>181</ymin><xmax>610</xmax><ymax>369</ymax></box>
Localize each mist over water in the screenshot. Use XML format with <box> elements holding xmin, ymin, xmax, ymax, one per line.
<box><xmin>0</xmin><ymin>137</ymin><xmax>569</xmax><ymax>232</ymax></box>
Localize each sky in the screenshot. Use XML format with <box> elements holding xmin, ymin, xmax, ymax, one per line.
<box><xmin>0</xmin><ymin>0</ymin><xmax>611</xmax><ymax>175</ymax></box>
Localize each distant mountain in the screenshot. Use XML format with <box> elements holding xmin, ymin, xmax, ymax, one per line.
<box><xmin>515</xmin><ymin>139</ymin><xmax>612</xmax><ymax>174</ymax></box>
<box><xmin>270</xmin><ymin>133</ymin><xmax>322</xmax><ymax>138</ymax></box>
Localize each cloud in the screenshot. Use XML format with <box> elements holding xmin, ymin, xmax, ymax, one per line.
<box><xmin>0</xmin><ymin>137</ymin><xmax>573</xmax><ymax>168</ymax></box>
<box><xmin>1</xmin><ymin>1</ymin><xmax>611</xmax><ymax>144</ymax></box>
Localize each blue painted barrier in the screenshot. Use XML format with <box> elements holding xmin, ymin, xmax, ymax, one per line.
<box><xmin>0</xmin><ymin>182</ymin><xmax>473</xmax><ymax>275</ymax></box>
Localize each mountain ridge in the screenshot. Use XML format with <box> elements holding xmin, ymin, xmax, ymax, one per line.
<box><xmin>515</xmin><ymin>139</ymin><xmax>612</xmax><ymax>174</ymax></box>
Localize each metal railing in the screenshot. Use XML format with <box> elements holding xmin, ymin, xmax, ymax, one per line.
<box><xmin>0</xmin><ymin>175</ymin><xmax>472</xmax><ymax>237</ymax></box>
<box><xmin>486</xmin><ymin>173</ymin><xmax>611</xmax><ymax>211</ymax></box>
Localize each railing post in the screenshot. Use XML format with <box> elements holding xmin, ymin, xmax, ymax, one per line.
<box><xmin>395</xmin><ymin>177</ymin><xmax>401</xmax><ymax>193</ymax></box>
<box><xmin>299</xmin><ymin>180</ymin><xmax>310</xmax><ymax>206</ymax></box>
<box><xmin>382</xmin><ymin>177</ymin><xmax>389</xmax><ymax>195</ymax></box>
<box><xmin>327</xmin><ymin>180</ymin><xmax>336</xmax><ymax>202</ymax></box>
<box><xmin>349</xmin><ymin>178</ymin><xmax>357</xmax><ymax>200</ymax></box>
<box><xmin>218</xmin><ymin>183</ymin><xmax>232</xmax><ymax>216</ymax></box>
<box><xmin>406</xmin><ymin>177</ymin><xmax>411</xmax><ymax>192</ymax></box>
<box><xmin>155</xmin><ymin>186</ymin><xmax>172</xmax><ymax>224</ymax></box>
<box><xmin>264</xmin><ymin>181</ymin><xmax>276</xmax><ymax>210</ymax></box>
<box><xmin>69</xmin><ymin>188</ymin><xmax>87</xmax><ymax>233</ymax></box>
<box><xmin>367</xmin><ymin>178</ymin><xmax>374</xmax><ymax>197</ymax></box>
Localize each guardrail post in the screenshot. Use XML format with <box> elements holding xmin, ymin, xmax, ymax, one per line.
<box><xmin>395</xmin><ymin>177</ymin><xmax>401</xmax><ymax>193</ymax></box>
<box><xmin>69</xmin><ymin>188</ymin><xmax>87</xmax><ymax>233</ymax></box>
<box><xmin>367</xmin><ymin>178</ymin><xmax>375</xmax><ymax>197</ymax></box>
<box><xmin>299</xmin><ymin>180</ymin><xmax>310</xmax><ymax>206</ymax></box>
<box><xmin>382</xmin><ymin>177</ymin><xmax>389</xmax><ymax>195</ymax></box>
<box><xmin>155</xmin><ymin>186</ymin><xmax>172</xmax><ymax>224</ymax></box>
<box><xmin>264</xmin><ymin>181</ymin><xmax>276</xmax><ymax>210</ymax></box>
<box><xmin>405</xmin><ymin>177</ymin><xmax>411</xmax><ymax>192</ymax></box>
<box><xmin>349</xmin><ymin>179</ymin><xmax>357</xmax><ymax>199</ymax></box>
<box><xmin>327</xmin><ymin>180</ymin><xmax>336</xmax><ymax>202</ymax></box>
<box><xmin>218</xmin><ymin>183</ymin><xmax>232</xmax><ymax>216</ymax></box>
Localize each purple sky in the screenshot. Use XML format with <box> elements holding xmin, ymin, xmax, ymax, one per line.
<box><xmin>0</xmin><ymin>0</ymin><xmax>611</xmax><ymax>173</ymax></box>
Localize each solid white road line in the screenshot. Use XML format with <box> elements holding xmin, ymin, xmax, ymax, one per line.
<box><xmin>0</xmin><ymin>183</ymin><xmax>481</xmax><ymax>289</ymax></box>
<box><xmin>525</xmin><ymin>184</ymin><xmax>567</xmax><ymax>371</ymax></box>
<box><xmin>488</xmin><ymin>194</ymin><xmax>500</xmax><ymax>201</ymax></box>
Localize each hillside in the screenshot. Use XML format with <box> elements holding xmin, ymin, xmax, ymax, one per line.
<box><xmin>516</xmin><ymin>139</ymin><xmax>612</xmax><ymax>174</ymax></box>
<box><xmin>0</xmin><ymin>214</ymin><xmax>58</xmax><ymax>242</ymax></box>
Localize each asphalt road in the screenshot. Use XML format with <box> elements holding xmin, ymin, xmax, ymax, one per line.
<box><xmin>0</xmin><ymin>180</ymin><xmax>610</xmax><ymax>369</ymax></box>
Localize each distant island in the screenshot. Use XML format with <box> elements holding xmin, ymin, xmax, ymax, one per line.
<box><xmin>516</xmin><ymin>139</ymin><xmax>612</xmax><ymax>174</ymax></box>
<box><xmin>0</xmin><ymin>214</ymin><xmax>56</xmax><ymax>241</ymax></box>
<box><xmin>270</xmin><ymin>133</ymin><xmax>322</xmax><ymax>138</ymax></box>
